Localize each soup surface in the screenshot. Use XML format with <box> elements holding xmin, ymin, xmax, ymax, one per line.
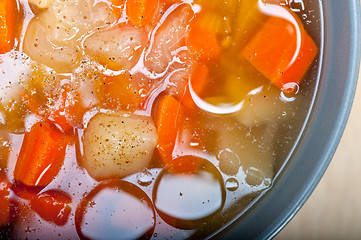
<box><xmin>0</xmin><ymin>0</ymin><xmax>321</xmax><ymax>238</ymax></box>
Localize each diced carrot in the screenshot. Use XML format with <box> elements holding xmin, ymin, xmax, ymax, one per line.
<box><xmin>241</xmin><ymin>7</ymin><xmax>318</xmax><ymax>94</ymax></box>
<box><xmin>262</xmin><ymin>0</ymin><xmax>288</xmax><ymax>4</ymax></box>
<box><xmin>167</xmin><ymin>155</ymin><xmax>203</xmax><ymax>174</ymax></box>
<box><xmin>0</xmin><ymin>172</ymin><xmax>10</xmax><ymax>226</ymax></box>
<box><xmin>48</xmin><ymin>89</ymin><xmax>74</xmax><ymax>133</ymax></box>
<box><xmin>24</xmin><ymin>86</ymin><xmax>87</xmax><ymax>131</ymax></box>
<box><xmin>180</xmin><ymin>63</ymin><xmax>209</xmax><ymax>109</ymax></box>
<box><xmin>0</xmin><ymin>0</ymin><xmax>16</xmax><ymax>53</ymax></box>
<box><xmin>187</xmin><ymin>22</ymin><xmax>221</xmax><ymax>62</ymax></box>
<box><xmin>126</xmin><ymin>0</ymin><xmax>159</xmax><ymax>27</ymax></box>
<box><xmin>103</xmin><ymin>73</ymin><xmax>142</xmax><ymax>111</ymax></box>
<box><xmin>14</xmin><ymin>121</ymin><xmax>71</xmax><ymax>187</ymax></box>
<box><xmin>31</xmin><ymin>190</ymin><xmax>72</xmax><ymax>226</ymax></box>
<box><xmin>155</xmin><ymin>95</ymin><xmax>201</xmax><ymax>173</ymax></box>
<box><xmin>62</xmin><ymin>90</ymin><xmax>88</xmax><ymax>129</ymax></box>
<box><xmin>155</xmin><ymin>95</ymin><xmax>182</xmax><ymax>166</ymax></box>
<box><xmin>22</xmin><ymin>91</ymin><xmax>42</xmax><ymax>116</ymax></box>
<box><xmin>111</xmin><ymin>0</ymin><xmax>126</xmax><ymax>17</ymax></box>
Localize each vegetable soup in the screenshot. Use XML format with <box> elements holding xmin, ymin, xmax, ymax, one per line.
<box><xmin>0</xmin><ymin>0</ymin><xmax>322</xmax><ymax>238</ymax></box>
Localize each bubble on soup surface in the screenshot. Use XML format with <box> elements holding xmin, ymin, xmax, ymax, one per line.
<box><xmin>153</xmin><ymin>161</ymin><xmax>225</xmax><ymax>229</ymax></box>
<box><xmin>75</xmin><ymin>180</ymin><xmax>155</xmax><ymax>240</ymax></box>
<box><xmin>137</xmin><ymin>169</ymin><xmax>154</xmax><ymax>187</ymax></box>
<box><xmin>217</xmin><ymin>148</ymin><xmax>241</xmax><ymax>176</ymax></box>
<box><xmin>245</xmin><ymin>167</ymin><xmax>271</xmax><ymax>187</ymax></box>
<box><xmin>225</xmin><ymin>178</ymin><xmax>239</xmax><ymax>191</ymax></box>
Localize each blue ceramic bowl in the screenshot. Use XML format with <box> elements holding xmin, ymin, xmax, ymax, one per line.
<box><xmin>216</xmin><ymin>0</ymin><xmax>361</xmax><ymax>239</ymax></box>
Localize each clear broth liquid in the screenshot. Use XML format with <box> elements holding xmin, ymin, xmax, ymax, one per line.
<box><xmin>0</xmin><ymin>0</ymin><xmax>323</xmax><ymax>239</ymax></box>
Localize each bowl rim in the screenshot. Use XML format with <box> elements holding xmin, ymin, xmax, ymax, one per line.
<box><xmin>215</xmin><ymin>0</ymin><xmax>361</xmax><ymax>239</ymax></box>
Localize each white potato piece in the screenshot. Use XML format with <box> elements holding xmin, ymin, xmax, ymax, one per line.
<box><xmin>145</xmin><ymin>4</ymin><xmax>193</xmax><ymax>73</ymax></box>
<box><xmin>217</xmin><ymin>120</ymin><xmax>275</xmax><ymax>187</ymax></box>
<box><xmin>24</xmin><ymin>0</ymin><xmax>116</xmax><ymax>72</ymax></box>
<box><xmin>236</xmin><ymin>85</ymin><xmax>293</xmax><ymax>127</ymax></box>
<box><xmin>28</xmin><ymin>0</ymin><xmax>53</xmax><ymax>9</ymax></box>
<box><xmin>84</xmin><ymin>25</ymin><xmax>146</xmax><ymax>70</ymax></box>
<box><xmin>24</xmin><ymin>19</ymin><xmax>81</xmax><ymax>73</ymax></box>
<box><xmin>82</xmin><ymin>112</ymin><xmax>158</xmax><ymax>180</ymax></box>
<box><xmin>40</xmin><ymin>0</ymin><xmax>116</xmax><ymax>43</ymax></box>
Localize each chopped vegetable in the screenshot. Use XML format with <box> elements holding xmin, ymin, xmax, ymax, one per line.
<box><xmin>187</xmin><ymin>20</ymin><xmax>221</xmax><ymax>62</ymax></box>
<box><xmin>48</xmin><ymin>86</ymin><xmax>90</xmax><ymax>132</ymax></box>
<box><xmin>241</xmin><ymin>8</ymin><xmax>318</xmax><ymax>94</ymax></box>
<box><xmin>111</xmin><ymin>0</ymin><xmax>126</xmax><ymax>16</ymax></box>
<box><xmin>28</xmin><ymin>0</ymin><xmax>54</xmax><ymax>9</ymax></box>
<box><xmin>103</xmin><ymin>73</ymin><xmax>142</xmax><ymax>111</ymax></box>
<box><xmin>82</xmin><ymin>113</ymin><xmax>158</xmax><ymax>180</ymax></box>
<box><xmin>0</xmin><ymin>172</ymin><xmax>10</xmax><ymax>226</ymax></box>
<box><xmin>126</xmin><ymin>0</ymin><xmax>159</xmax><ymax>27</ymax></box>
<box><xmin>0</xmin><ymin>0</ymin><xmax>16</xmax><ymax>53</ymax></box>
<box><xmin>14</xmin><ymin>121</ymin><xmax>70</xmax><ymax>187</ymax></box>
<box><xmin>31</xmin><ymin>190</ymin><xmax>72</xmax><ymax>226</ymax></box>
<box><xmin>180</xmin><ymin>63</ymin><xmax>209</xmax><ymax>109</ymax></box>
<box><xmin>84</xmin><ymin>25</ymin><xmax>146</xmax><ymax>71</ymax></box>
<box><xmin>262</xmin><ymin>0</ymin><xmax>288</xmax><ymax>5</ymax></box>
<box><xmin>235</xmin><ymin>0</ymin><xmax>267</xmax><ymax>47</ymax></box>
<box><xmin>155</xmin><ymin>95</ymin><xmax>201</xmax><ymax>173</ymax></box>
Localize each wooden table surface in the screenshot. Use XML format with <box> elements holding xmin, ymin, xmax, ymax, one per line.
<box><xmin>276</xmin><ymin>49</ymin><xmax>361</xmax><ymax>238</ymax></box>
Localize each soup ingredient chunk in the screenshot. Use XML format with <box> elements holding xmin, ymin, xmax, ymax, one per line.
<box><xmin>28</xmin><ymin>0</ymin><xmax>53</xmax><ymax>9</ymax></box>
<box><xmin>24</xmin><ymin>0</ymin><xmax>116</xmax><ymax>72</ymax></box>
<box><xmin>0</xmin><ymin>172</ymin><xmax>10</xmax><ymax>226</ymax></box>
<box><xmin>82</xmin><ymin>112</ymin><xmax>157</xmax><ymax>180</ymax></box>
<box><xmin>14</xmin><ymin>121</ymin><xmax>71</xmax><ymax>187</ymax></box>
<box><xmin>31</xmin><ymin>190</ymin><xmax>72</xmax><ymax>226</ymax></box>
<box><xmin>0</xmin><ymin>0</ymin><xmax>16</xmax><ymax>54</ymax></box>
<box><xmin>241</xmin><ymin>6</ymin><xmax>318</xmax><ymax>94</ymax></box>
<box><xmin>145</xmin><ymin>4</ymin><xmax>193</xmax><ymax>73</ymax></box>
<box><xmin>155</xmin><ymin>95</ymin><xmax>202</xmax><ymax>173</ymax></box>
<box><xmin>126</xmin><ymin>0</ymin><xmax>159</xmax><ymax>27</ymax></box>
<box><xmin>83</xmin><ymin>25</ymin><xmax>146</xmax><ymax>71</ymax></box>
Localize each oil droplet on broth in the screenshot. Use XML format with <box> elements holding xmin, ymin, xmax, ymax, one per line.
<box><xmin>75</xmin><ymin>180</ymin><xmax>155</xmax><ymax>239</ymax></box>
<box><xmin>245</xmin><ymin>167</ymin><xmax>271</xmax><ymax>187</ymax></box>
<box><xmin>152</xmin><ymin>161</ymin><xmax>225</xmax><ymax>229</ymax></box>
<box><xmin>137</xmin><ymin>169</ymin><xmax>153</xmax><ymax>187</ymax></box>
<box><xmin>217</xmin><ymin>149</ymin><xmax>241</xmax><ymax>176</ymax></box>
<box><xmin>225</xmin><ymin>178</ymin><xmax>239</xmax><ymax>191</ymax></box>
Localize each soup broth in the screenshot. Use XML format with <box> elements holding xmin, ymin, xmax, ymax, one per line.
<box><xmin>0</xmin><ymin>0</ymin><xmax>322</xmax><ymax>238</ymax></box>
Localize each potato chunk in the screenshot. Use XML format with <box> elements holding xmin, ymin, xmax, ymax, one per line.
<box><xmin>28</xmin><ymin>0</ymin><xmax>53</xmax><ymax>9</ymax></box>
<box><xmin>145</xmin><ymin>4</ymin><xmax>193</xmax><ymax>73</ymax></box>
<box><xmin>236</xmin><ymin>85</ymin><xmax>293</xmax><ymax>127</ymax></box>
<box><xmin>82</xmin><ymin>113</ymin><xmax>158</xmax><ymax>180</ymax></box>
<box><xmin>24</xmin><ymin>0</ymin><xmax>116</xmax><ymax>72</ymax></box>
<box><xmin>24</xmin><ymin>19</ymin><xmax>81</xmax><ymax>73</ymax></box>
<box><xmin>83</xmin><ymin>25</ymin><xmax>146</xmax><ymax>70</ymax></box>
<box><xmin>216</xmin><ymin>119</ymin><xmax>275</xmax><ymax>187</ymax></box>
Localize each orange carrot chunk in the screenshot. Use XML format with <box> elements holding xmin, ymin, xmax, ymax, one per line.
<box><xmin>180</xmin><ymin>63</ymin><xmax>209</xmax><ymax>110</ymax></box>
<box><xmin>241</xmin><ymin>8</ymin><xmax>318</xmax><ymax>94</ymax></box>
<box><xmin>48</xmin><ymin>89</ymin><xmax>74</xmax><ymax>133</ymax></box>
<box><xmin>0</xmin><ymin>0</ymin><xmax>16</xmax><ymax>53</ymax></box>
<box><xmin>155</xmin><ymin>95</ymin><xmax>183</xmax><ymax>165</ymax></box>
<box><xmin>155</xmin><ymin>95</ymin><xmax>201</xmax><ymax>173</ymax></box>
<box><xmin>126</xmin><ymin>0</ymin><xmax>158</xmax><ymax>27</ymax></box>
<box><xmin>187</xmin><ymin>24</ymin><xmax>221</xmax><ymax>62</ymax></box>
<box><xmin>31</xmin><ymin>190</ymin><xmax>72</xmax><ymax>226</ymax></box>
<box><xmin>111</xmin><ymin>0</ymin><xmax>126</xmax><ymax>17</ymax></box>
<box><xmin>14</xmin><ymin>121</ymin><xmax>70</xmax><ymax>187</ymax></box>
<box><xmin>103</xmin><ymin>74</ymin><xmax>142</xmax><ymax>111</ymax></box>
<box><xmin>0</xmin><ymin>172</ymin><xmax>10</xmax><ymax>226</ymax></box>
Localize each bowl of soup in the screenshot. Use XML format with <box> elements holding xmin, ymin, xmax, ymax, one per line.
<box><xmin>0</xmin><ymin>0</ymin><xmax>359</xmax><ymax>239</ymax></box>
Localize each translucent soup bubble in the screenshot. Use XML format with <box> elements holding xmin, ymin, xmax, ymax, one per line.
<box><xmin>152</xmin><ymin>161</ymin><xmax>226</xmax><ymax>230</ymax></box>
<box><xmin>75</xmin><ymin>180</ymin><xmax>155</xmax><ymax>240</ymax></box>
